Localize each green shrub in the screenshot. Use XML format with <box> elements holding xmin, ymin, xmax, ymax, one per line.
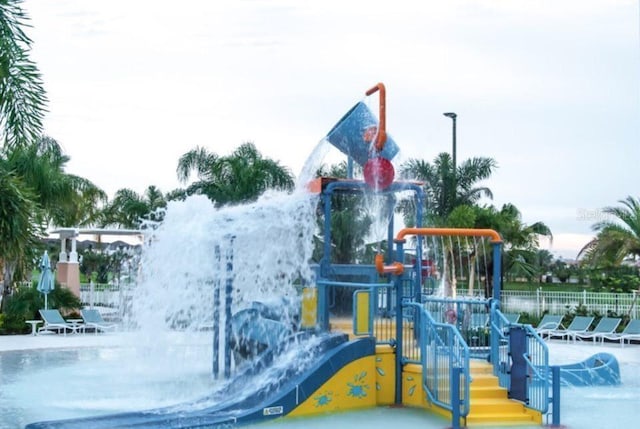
<box><xmin>0</xmin><ymin>282</ymin><xmax>82</xmax><ymax>335</ymax></box>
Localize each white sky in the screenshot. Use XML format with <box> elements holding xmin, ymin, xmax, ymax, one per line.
<box><xmin>23</xmin><ymin>0</ymin><xmax>640</xmax><ymax>259</ymax></box>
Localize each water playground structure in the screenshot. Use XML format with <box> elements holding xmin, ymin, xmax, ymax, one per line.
<box><xmin>26</xmin><ymin>83</ymin><xmax>621</xmax><ymax>429</ymax></box>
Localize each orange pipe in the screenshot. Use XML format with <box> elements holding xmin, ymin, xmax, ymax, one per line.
<box><xmin>396</xmin><ymin>227</ymin><xmax>503</xmax><ymax>243</ymax></box>
<box><xmin>365</xmin><ymin>83</ymin><xmax>387</xmax><ymax>152</ymax></box>
<box><xmin>375</xmin><ymin>253</ymin><xmax>404</xmax><ymax>275</ymax></box>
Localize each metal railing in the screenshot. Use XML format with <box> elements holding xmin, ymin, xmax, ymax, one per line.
<box><xmin>79</xmin><ymin>283</ymin><xmax>130</xmax><ymax>309</ymax></box>
<box><xmin>457</xmin><ymin>289</ymin><xmax>639</xmax><ymax>319</ymax></box>
<box><xmin>490</xmin><ymin>303</ymin><xmax>552</xmax><ymax>416</ymax></box>
<box><xmin>405</xmin><ymin>302</ymin><xmax>471</xmax><ymax>420</ymax></box>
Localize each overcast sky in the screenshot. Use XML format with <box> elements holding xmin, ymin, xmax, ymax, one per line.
<box><xmin>23</xmin><ymin>0</ymin><xmax>640</xmax><ymax>258</ymax></box>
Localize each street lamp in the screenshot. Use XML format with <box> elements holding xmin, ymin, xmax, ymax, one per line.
<box><xmin>443</xmin><ymin>112</ymin><xmax>457</xmax><ymax>210</ymax></box>
<box><xmin>443</xmin><ymin>112</ymin><xmax>457</xmax><ymax>175</ymax></box>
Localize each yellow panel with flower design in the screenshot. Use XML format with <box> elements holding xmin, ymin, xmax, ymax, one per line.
<box><xmin>374</xmin><ymin>344</ymin><xmax>395</xmax><ymax>405</ymax></box>
<box><xmin>402</xmin><ymin>364</ymin><xmax>452</xmax><ymax>420</ymax></box>
<box><xmin>287</xmin><ymin>356</ymin><xmax>377</xmax><ymax>417</ymax></box>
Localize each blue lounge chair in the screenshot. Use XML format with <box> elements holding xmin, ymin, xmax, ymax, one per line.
<box><xmin>548</xmin><ymin>316</ymin><xmax>594</xmax><ymax>342</ymax></box>
<box><xmin>503</xmin><ymin>313</ymin><xmax>520</xmax><ymax>324</ymax></box>
<box><xmin>573</xmin><ymin>317</ymin><xmax>622</xmax><ymax>344</ymax></box>
<box><xmin>598</xmin><ymin>319</ymin><xmax>640</xmax><ymax>347</ymax></box>
<box><xmin>80</xmin><ymin>309</ymin><xmax>117</xmax><ymax>334</ymax></box>
<box><xmin>535</xmin><ymin>314</ymin><xmax>563</xmax><ymax>338</ymax></box>
<box><xmin>38</xmin><ymin>309</ymin><xmax>82</xmax><ymax>335</ymax></box>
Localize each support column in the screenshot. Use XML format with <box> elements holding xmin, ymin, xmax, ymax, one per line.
<box><xmin>55</xmin><ymin>229</ymin><xmax>81</xmax><ymax>299</ymax></box>
<box><xmin>59</xmin><ymin>238</ymin><xmax>67</xmax><ymax>262</ymax></box>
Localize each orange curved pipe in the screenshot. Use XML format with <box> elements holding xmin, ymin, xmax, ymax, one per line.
<box><xmin>365</xmin><ymin>83</ymin><xmax>387</xmax><ymax>152</ymax></box>
<box><xmin>375</xmin><ymin>253</ymin><xmax>404</xmax><ymax>275</ymax></box>
<box><xmin>396</xmin><ymin>227</ymin><xmax>503</xmax><ymax>243</ymax></box>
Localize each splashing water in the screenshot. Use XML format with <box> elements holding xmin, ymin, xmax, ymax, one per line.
<box><xmin>125</xmin><ymin>190</ymin><xmax>318</xmax><ymax>347</ymax></box>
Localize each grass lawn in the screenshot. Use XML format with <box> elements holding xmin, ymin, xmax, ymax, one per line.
<box><xmin>503</xmin><ymin>281</ymin><xmax>592</xmax><ymax>293</ymax></box>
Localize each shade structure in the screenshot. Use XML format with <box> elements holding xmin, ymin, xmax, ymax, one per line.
<box><xmin>37</xmin><ymin>251</ymin><xmax>55</xmax><ymax>310</ymax></box>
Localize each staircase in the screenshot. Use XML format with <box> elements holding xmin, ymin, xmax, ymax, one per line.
<box><xmin>467</xmin><ymin>360</ymin><xmax>541</xmax><ymax>426</ymax></box>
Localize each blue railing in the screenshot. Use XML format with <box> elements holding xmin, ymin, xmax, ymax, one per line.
<box><xmin>405</xmin><ymin>302</ymin><xmax>471</xmax><ymax>419</ymax></box>
<box><xmin>490</xmin><ymin>302</ymin><xmax>552</xmax><ymax>415</ymax></box>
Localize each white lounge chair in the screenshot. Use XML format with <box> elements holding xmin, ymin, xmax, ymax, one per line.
<box><xmin>38</xmin><ymin>309</ymin><xmax>82</xmax><ymax>336</ymax></box>
<box><xmin>598</xmin><ymin>319</ymin><xmax>640</xmax><ymax>347</ymax></box>
<box><xmin>81</xmin><ymin>309</ymin><xmax>117</xmax><ymax>334</ymax></box>
<box><xmin>572</xmin><ymin>317</ymin><xmax>622</xmax><ymax>344</ymax></box>
<box><xmin>548</xmin><ymin>316</ymin><xmax>594</xmax><ymax>342</ymax></box>
<box><xmin>535</xmin><ymin>314</ymin><xmax>563</xmax><ymax>338</ymax></box>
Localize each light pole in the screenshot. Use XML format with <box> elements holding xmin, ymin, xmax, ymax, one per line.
<box><xmin>443</xmin><ymin>112</ymin><xmax>457</xmax><ymax>211</ymax></box>
<box><xmin>443</xmin><ymin>112</ymin><xmax>457</xmax><ymax>175</ymax></box>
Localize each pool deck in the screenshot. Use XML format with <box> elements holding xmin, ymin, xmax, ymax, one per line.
<box><xmin>1</xmin><ymin>332</ymin><xmax>638</xmax><ymax>368</ymax></box>
<box><xmin>0</xmin><ymin>331</ymin><xmax>214</xmax><ymax>352</ymax></box>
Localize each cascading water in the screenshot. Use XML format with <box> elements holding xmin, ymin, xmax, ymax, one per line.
<box><xmin>128</xmin><ymin>191</ymin><xmax>317</xmax><ymax>328</ymax></box>
<box><xmin>123</xmin><ymin>189</ymin><xmax>320</xmax><ymax>376</ymax></box>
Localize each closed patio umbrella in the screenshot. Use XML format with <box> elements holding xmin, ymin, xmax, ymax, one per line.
<box><xmin>37</xmin><ymin>251</ymin><xmax>55</xmax><ymax>310</ymax></box>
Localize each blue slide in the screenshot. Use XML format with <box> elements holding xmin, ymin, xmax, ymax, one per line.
<box><xmin>25</xmin><ymin>333</ymin><xmax>375</xmax><ymax>429</ymax></box>
<box><xmin>557</xmin><ymin>352</ymin><xmax>621</xmax><ymax>386</ymax></box>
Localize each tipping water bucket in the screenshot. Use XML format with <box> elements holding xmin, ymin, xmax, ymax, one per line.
<box><xmin>325</xmin><ymin>101</ymin><xmax>399</xmax><ymax>167</ymax></box>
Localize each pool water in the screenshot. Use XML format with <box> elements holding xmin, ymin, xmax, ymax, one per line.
<box><xmin>0</xmin><ymin>339</ymin><xmax>638</xmax><ymax>429</ymax></box>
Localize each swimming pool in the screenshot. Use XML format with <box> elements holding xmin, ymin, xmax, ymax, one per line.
<box><xmin>1</xmin><ymin>336</ymin><xmax>638</xmax><ymax>429</ymax></box>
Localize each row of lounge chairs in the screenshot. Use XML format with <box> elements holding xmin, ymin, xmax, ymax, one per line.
<box><xmin>38</xmin><ymin>309</ymin><xmax>117</xmax><ymax>335</ymax></box>
<box><xmin>535</xmin><ymin>314</ymin><xmax>640</xmax><ymax>347</ymax></box>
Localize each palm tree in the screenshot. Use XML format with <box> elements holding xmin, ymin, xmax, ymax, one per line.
<box><xmin>400</xmin><ymin>152</ymin><xmax>496</xmax><ymax>225</ymax></box>
<box><xmin>176</xmin><ymin>142</ymin><xmax>294</xmax><ymax>206</ymax></box>
<box><xmin>0</xmin><ymin>0</ymin><xmax>48</xmax><ymax>148</ymax></box>
<box><xmin>101</xmin><ymin>186</ymin><xmax>167</xmax><ymax>229</ymax></box>
<box><xmin>0</xmin><ymin>168</ymin><xmax>41</xmax><ymax>310</ymax></box>
<box><xmin>313</xmin><ymin>161</ymin><xmax>373</xmax><ymax>264</ymax></box>
<box><xmin>3</xmin><ymin>136</ymin><xmax>107</xmax><ymax>227</ymax></box>
<box><xmin>475</xmin><ymin>203</ymin><xmax>552</xmax><ymax>282</ymax></box>
<box><xmin>579</xmin><ymin>196</ymin><xmax>640</xmax><ymax>266</ymax></box>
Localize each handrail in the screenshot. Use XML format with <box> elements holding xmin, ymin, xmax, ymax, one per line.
<box><xmin>405</xmin><ymin>302</ymin><xmax>470</xmax><ymax>419</ymax></box>
<box><xmin>365</xmin><ymin>83</ymin><xmax>387</xmax><ymax>152</ymax></box>
<box><xmin>490</xmin><ymin>303</ymin><xmax>552</xmax><ymax>415</ymax></box>
<box><xmin>395</xmin><ymin>227</ymin><xmax>502</xmax><ymax>243</ymax></box>
<box><xmin>316</xmin><ymin>279</ymin><xmax>394</xmax><ymax>288</ymax></box>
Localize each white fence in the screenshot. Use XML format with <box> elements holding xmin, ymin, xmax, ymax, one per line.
<box><xmin>499</xmin><ymin>289</ymin><xmax>639</xmax><ymax>319</ymax></box>
<box><xmin>80</xmin><ymin>284</ymin><xmax>640</xmax><ymax>321</ymax></box>
<box><xmin>79</xmin><ymin>283</ymin><xmax>133</xmax><ymax>308</ymax></box>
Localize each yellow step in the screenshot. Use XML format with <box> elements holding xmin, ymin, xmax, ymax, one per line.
<box><xmin>470</xmin><ymin>373</ymin><xmax>499</xmax><ymax>387</ymax></box>
<box><xmin>470</xmin><ymin>386</ymin><xmax>508</xmax><ymax>399</ymax></box>
<box><xmin>469</xmin><ymin>360</ymin><xmax>494</xmax><ymax>374</ymax></box>
<box><xmin>466</xmin><ymin>412</ymin><xmax>536</xmax><ymax>425</ymax></box>
<box><xmin>470</xmin><ymin>398</ymin><xmax>526</xmax><ymax>414</ymax></box>
<box><xmin>466</xmin><ymin>361</ymin><xmax>540</xmax><ymax>426</ymax></box>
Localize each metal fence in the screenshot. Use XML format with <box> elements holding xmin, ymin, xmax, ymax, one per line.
<box><xmin>456</xmin><ymin>288</ymin><xmax>639</xmax><ymax>319</ymax></box>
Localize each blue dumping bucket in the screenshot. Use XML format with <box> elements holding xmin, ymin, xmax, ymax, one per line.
<box><xmin>326</xmin><ymin>101</ymin><xmax>399</xmax><ymax>167</ymax></box>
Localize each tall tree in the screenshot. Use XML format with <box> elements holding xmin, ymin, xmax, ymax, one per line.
<box><xmin>176</xmin><ymin>142</ymin><xmax>294</xmax><ymax>206</ymax></box>
<box><xmin>475</xmin><ymin>203</ymin><xmax>552</xmax><ymax>281</ymax></box>
<box><xmin>0</xmin><ymin>168</ymin><xmax>41</xmax><ymax>310</ymax></box>
<box><xmin>579</xmin><ymin>196</ymin><xmax>640</xmax><ymax>266</ymax></box>
<box><xmin>400</xmin><ymin>152</ymin><xmax>496</xmax><ymax>225</ymax></box>
<box><xmin>101</xmin><ymin>186</ymin><xmax>167</xmax><ymax>229</ymax></box>
<box><xmin>3</xmin><ymin>136</ymin><xmax>106</xmax><ymax>227</ymax></box>
<box><xmin>312</xmin><ymin>162</ymin><xmax>374</xmax><ymax>264</ymax></box>
<box><xmin>0</xmin><ymin>0</ymin><xmax>48</xmax><ymax>148</ymax></box>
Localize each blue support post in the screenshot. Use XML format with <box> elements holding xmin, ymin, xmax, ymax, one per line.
<box><xmin>551</xmin><ymin>365</ymin><xmax>561</xmax><ymax>426</ymax></box>
<box><xmin>451</xmin><ymin>366</ymin><xmax>461</xmax><ymax>429</ymax></box>
<box><xmin>394</xmin><ymin>239</ymin><xmax>405</xmax><ymax>405</ymax></box>
<box><xmin>319</xmin><ymin>190</ymin><xmax>332</xmax><ymax>331</ymax></box>
<box><xmin>224</xmin><ymin>236</ymin><xmax>235</xmax><ymax>378</ymax></box>
<box><xmin>492</xmin><ymin>242</ymin><xmax>503</xmax><ymax>301</ymax></box>
<box><xmin>212</xmin><ymin>245</ymin><xmax>221</xmax><ymax>378</ymax></box>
